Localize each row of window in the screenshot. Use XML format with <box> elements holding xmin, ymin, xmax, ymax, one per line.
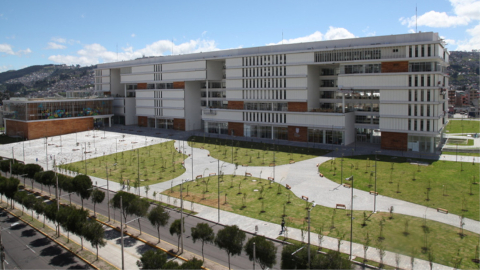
<box><xmin>242</xmin><ymin>78</ymin><xmax>287</xmax><ymax>89</ymax></box>
<box><xmin>243</xmin><ymin>112</ymin><xmax>287</xmax><ymax>123</ymax></box>
<box><xmin>321</xmin><ymin>90</ymin><xmax>380</xmax><ymax>100</ymax></box>
<box><xmin>408</xmin><ymin>104</ymin><xmax>433</xmax><ymax>117</ymax></box>
<box><xmin>408</xmin><ymin>45</ymin><xmax>433</xmax><ymax>58</ymax></box>
<box><xmin>408</xmin><ymin>119</ymin><xmax>434</xmax><ymax>132</ymax></box>
<box><xmin>242</xmin><ymin>66</ymin><xmax>287</xmax><ymax>77</ymax></box>
<box><xmin>315</xmin><ymin>49</ymin><xmax>381</xmax><ymax>62</ymax></box>
<box><xmin>201</xmin><ymin>82</ymin><xmax>225</xmax><ymax>89</ymax></box>
<box><xmin>243</xmin><ymin>102</ymin><xmax>288</xmax><ymax>111</ymax></box>
<box><xmin>408</xmin><ymin>89</ymin><xmax>433</xmax><ymax>102</ymax></box>
<box><xmin>242</xmin><ymin>90</ymin><xmax>287</xmax><ymax>100</ymax></box>
<box><xmin>308</xmin><ymin>129</ymin><xmax>343</xmax><ymax>145</ymax></box>
<box><xmin>242</xmin><ymin>54</ymin><xmax>287</xmax><ymax>66</ymax></box>
<box><xmin>343</xmin><ymin>64</ymin><xmax>381</xmax><ymax>74</ymax></box>
<box><xmin>355</xmin><ymin>115</ymin><xmax>380</xmax><ymax>124</ymax></box>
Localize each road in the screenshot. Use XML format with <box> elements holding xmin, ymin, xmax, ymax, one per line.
<box><xmin>28</xmin><ymin>180</ymin><xmax>285</xmax><ymax>270</ymax></box>
<box><xmin>0</xmin><ymin>209</ymin><xmax>90</xmax><ymax>269</ymax></box>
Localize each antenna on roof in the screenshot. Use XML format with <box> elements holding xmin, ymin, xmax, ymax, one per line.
<box><xmin>416</xmin><ymin>5</ymin><xmax>418</xmax><ymax>33</ymax></box>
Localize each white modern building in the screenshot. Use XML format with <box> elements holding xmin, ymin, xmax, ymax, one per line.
<box><xmin>95</xmin><ymin>32</ymin><xmax>449</xmax><ymax>153</ymax></box>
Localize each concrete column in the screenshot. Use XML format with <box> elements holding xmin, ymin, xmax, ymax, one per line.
<box><xmin>323</xmin><ymin>130</ymin><xmax>326</xmax><ymax>144</ymax></box>
<box><xmin>109</xmin><ymin>117</ymin><xmax>112</xmax><ymax>127</ymax></box>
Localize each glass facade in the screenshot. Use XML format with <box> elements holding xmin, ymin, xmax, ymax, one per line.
<box><xmin>308</xmin><ymin>128</ymin><xmax>344</xmax><ymax>145</ymax></box>
<box><xmin>244</xmin><ymin>124</ymin><xmax>272</xmax><ymax>139</ymax></box>
<box><xmin>205</xmin><ymin>122</ymin><xmax>228</xmax><ymax>134</ymax></box>
<box><xmin>5</xmin><ymin>99</ymin><xmax>112</xmax><ymax>121</ymax></box>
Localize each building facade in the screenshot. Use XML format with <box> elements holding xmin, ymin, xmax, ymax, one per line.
<box><xmin>95</xmin><ymin>32</ymin><xmax>449</xmax><ymax>153</ymax></box>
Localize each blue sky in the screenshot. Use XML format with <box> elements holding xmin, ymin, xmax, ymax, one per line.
<box><xmin>1</xmin><ymin>0</ymin><xmax>479</xmax><ymax>72</ymax></box>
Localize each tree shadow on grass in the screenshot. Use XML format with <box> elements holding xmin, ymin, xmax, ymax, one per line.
<box><xmin>115</xmin><ymin>236</ymin><xmax>137</xmax><ymax>247</ymax></box>
<box><xmin>50</xmin><ymin>252</ymin><xmax>77</xmax><ymax>267</ymax></box>
<box><xmin>40</xmin><ymin>245</ymin><xmax>63</xmax><ymax>257</ymax></box>
<box><xmin>21</xmin><ymin>229</ymin><xmax>36</xmax><ymax>237</ymax></box>
<box><xmin>29</xmin><ymin>237</ymin><xmax>51</xmax><ymax>247</ymax></box>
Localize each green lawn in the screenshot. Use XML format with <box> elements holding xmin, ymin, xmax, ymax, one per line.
<box><xmin>188</xmin><ymin>136</ymin><xmax>330</xmax><ymax>166</ymax></box>
<box><xmin>442</xmin><ymin>151</ymin><xmax>480</xmax><ymax>157</ymax></box>
<box><xmin>445</xmin><ymin>120</ymin><xmax>480</xmax><ymax>134</ymax></box>
<box><xmin>163</xmin><ymin>175</ymin><xmax>479</xmax><ymax>269</ymax></box>
<box><xmin>446</xmin><ymin>138</ymin><xmax>474</xmax><ymax>146</ymax></box>
<box><xmin>59</xmin><ymin>141</ymin><xmax>187</xmax><ymax>186</ymax></box>
<box><xmin>319</xmin><ymin>155</ymin><xmax>479</xmax><ymax>220</ymax></box>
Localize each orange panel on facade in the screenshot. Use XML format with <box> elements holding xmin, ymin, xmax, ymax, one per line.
<box><xmin>173</xmin><ymin>82</ymin><xmax>185</xmax><ymax>89</ymax></box>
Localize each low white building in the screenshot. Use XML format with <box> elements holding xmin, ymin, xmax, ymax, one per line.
<box><xmin>95</xmin><ymin>32</ymin><xmax>449</xmax><ymax>153</ymax></box>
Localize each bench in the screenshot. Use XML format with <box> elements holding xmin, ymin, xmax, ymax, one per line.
<box><xmin>343</xmin><ymin>184</ymin><xmax>351</xmax><ymax>188</ymax></box>
<box><xmin>245</xmin><ymin>172</ymin><xmax>252</xmax><ymax>177</ymax></box>
<box><xmin>336</xmin><ymin>204</ymin><xmax>346</xmax><ymax>209</ymax></box>
<box><xmin>369</xmin><ymin>191</ymin><xmax>379</xmax><ymax>195</ymax></box>
<box><xmin>131</xmin><ymin>142</ymin><xmax>138</xmax><ymax>144</ymax></box>
<box><xmin>196</xmin><ymin>175</ymin><xmax>203</xmax><ymax>179</ymax></box>
<box><xmin>200</xmin><ymin>147</ymin><xmax>204</xmax><ymax>149</ymax></box>
<box><xmin>269</xmin><ymin>163</ymin><xmax>276</xmax><ymax>167</ymax></box>
<box><xmin>242</xmin><ymin>164</ymin><xmax>248</xmax><ymax>167</ymax></box>
<box><xmin>72</xmin><ymin>149</ymin><xmax>79</xmax><ymax>151</ymax></box>
<box><xmin>316</xmin><ymin>163</ymin><xmax>319</xmax><ymax>167</ymax></box>
<box><xmin>268</xmin><ymin>177</ymin><xmax>274</xmax><ymax>181</ymax></box>
<box><xmin>209</xmin><ymin>172</ymin><xmax>216</xmax><ymax>176</ymax></box>
<box><xmin>319</xmin><ymin>173</ymin><xmax>324</xmax><ymax>177</ymax></box>
<box><xmin>289</xmin><ymin>160</ymin><xmax>295</xmax><ymax>164</ymax></box>
<box><xmin>301</xmin><ymin>195</ymin><xmax>309</xmax><ymax>201</ymax></box>
<box><xmin>119</xmin><ymin>140</ymin><xmax>125</xmax><ymax>142</ymax></box>
<box><xmin>437</xmin><ymin>208</ymin><xmax>448</xmax><ymax>214</ymax></box>
<box><xmin>286</xmin><ymin>184</ymin><xmax>291</xmax><ymax>189</ymax></box>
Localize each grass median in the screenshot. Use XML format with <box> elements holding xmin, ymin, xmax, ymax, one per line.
<box><xmin>187</xmin><ymin>136</ymin><xmax>330</xmax><ymax>166</ymax></box>
<box><xmin>59</xmin><ymin>140</ymin><xmax>187</xmax><ymax>187</ymax></box>
<box><xmin>162</xmin><ymin>175</ymin><xmax>479</xmax><ymax>269</ymax></box>
<box><xmin>319</xmin><ymin>155</ymin><xmax>479</xmax><ymax>221</ymax></box>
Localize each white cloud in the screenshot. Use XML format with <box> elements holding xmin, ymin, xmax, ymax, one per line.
<box><xmin>267</xmin><ymin>31</ymin><xmax>323</xmax><ymax>45</ymax></box>
<box><xmin>5</xmin><ymin>35</ymin><xmax>15</xmax><ymax>40</ymax></box>
<box><xmin>202</xmin><ymin>31</ymin><xmax>207</xmax><ymax>36</ymax></box>
<box><xmin>0</xmin><ymin>43</ymin><xmax>31</xmax><ymax>56</ymax></box>
<box><xmin>48</xmin><ymin>38</ymin><xmax>220</xmax><ymax>66</ymax></box>
<box><xmin>324</xmin><ymin>26</ymin><xmax>355</xmax><ymax>40</ymax></box>
<box><xmin>267</xmin><ymin>27</ymin><xmax>355</xmax><ymax>46</ymax></box>
<box><xmin>408</xmin><ymin>29</ymin><xmax>416</xmax><ymax>33</ymax></box>
<box><xmin>131</xmin><ymin>33</ymin><xmax>136</xmax><ymax>38</ymax></box>
<box><xmin>452</xmin><ymin>0</ymin><xmax>480</xmax><ymax>20</ymax></box>
<box><xmin>45</xmin><ymin>42</ymin><xmax>66</xmax><ymax>50</ymax></box>
<box><xmin>52</xmin><ymin>37</ymin><xmax>67</xmax><ymax>43</ymax></box>
<box><xmin>455</xmin><ymin>22</ymin><xmax>480</xmax><ymax>50</ymax></box>
<box><xmin>400</xmin><ymin>11</ymin><xmax>470</xmax><ymax>28</ymax></box>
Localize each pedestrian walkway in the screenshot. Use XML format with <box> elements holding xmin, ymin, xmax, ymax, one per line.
<box><xmin>1</xmin><ymin>127</ymin><xmax>478</xmax><ymax>270</ymax></box>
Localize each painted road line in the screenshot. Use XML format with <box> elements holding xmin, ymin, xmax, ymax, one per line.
<box><xmin>26</xmin><ymin>245</ymin><xmax>36</xmax><ymax>253</ymax></box>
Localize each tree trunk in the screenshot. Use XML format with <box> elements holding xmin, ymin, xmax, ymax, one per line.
<box><xmin>49</xmin><ymin>186</ymin><xmax>51</xmax><ymax>196</ymax></box>
<box><xmin>202</xmin><ymin>241</ymin><xmax>205</xmax><ymax>261</ymax></box>
<box><xmin>94</xmin><ymin>203</ymin><xmax>96</xmax><ymax>217</ymax></box>
<box><xmin>81</xmin><ymin>237</ymin><xmax>83</xmax><ymax>250</ymax></box>
<box><xmin>138</xmin><ymin>219</ymin><xmax>142</xmax><ymax>235</ymax></box>
<box><xmin>81</xmin><ymin>198</ymin><xmax>84</xmax><ymax>210</ymax></box>
<box><xmin>157</xmin><ymin>226</ymin><xmax>161</xmax><ymax>243</ymax></box>
<box><xmin>69</xmin><ymin>194</ymin><xmax>71</xmax><ymax>205</ymax></box>
<box><xmin>96</xmin><ymin>246</ymin><xmax>99</xmax><ymax>261</ymax></box>
<box><xmin>228</xmin><ymin>253</ymin><xmax>231</xmax><ymax>270</ymax></box>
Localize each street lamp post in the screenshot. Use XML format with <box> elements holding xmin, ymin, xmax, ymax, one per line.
<box><xmin>373</xmin><ymin>151</ymin><xmax>380</xmax><ymax>213</ymax></box>
<box><xmin>231</xmin><ymin>130</ymin><xmax>234</xmax><ymax>164</ymax></box>
<box><xmin>180</xmin><ymin>179</ymin><xmax>184</xmax><ymax>254</ymax></box>
<box><xmin>218</xmin><ymin>159</ymin><xmax>220</xmax><ymax>223</ymax></box>
<box><xmin>120</xmin><ymin>196</ymin><xmax>124</xmax><ymax>270</ymax></box>
<box><xmin>341</xmin><ymin>153</ymin><xmax>344</xmax><ymax>184</ymax></box>
<box><xmin>349</xmin><ymin>175</ymin><xmax>354</xmax><ymax>261</ymax></box>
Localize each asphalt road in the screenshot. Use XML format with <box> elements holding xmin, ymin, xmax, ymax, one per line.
<box><xmin>0</xmin><ymin>209</ymin><xmax>90</xmax><ymax>269</ymax></box>
<box><xmin>27</xmin><ymin>179</ymin><xmax>285</xmax><ymax>269</ymax></box>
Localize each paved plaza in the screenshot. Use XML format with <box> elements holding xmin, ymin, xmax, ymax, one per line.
<box><xmin>0</xmin><ymin>126</ymin><xmax>478</xmax><ymax>270</ymax></box>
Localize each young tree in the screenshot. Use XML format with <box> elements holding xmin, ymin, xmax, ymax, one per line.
<box><xmin>169</xmin><ymin>219</ymin><xmax>184</xmax><ymax>252</ymax></box>
<box><xmin>130</xmin><ymin>197</ymin><xmax>150</xmax><ymax>234</ymax></box>
<box><xmin>191</xmin><ymin>223</ymin><xmax>215</xmax><ymax>261</ymax></box>
<box><xmin>66</xmin><ymin>207</ymin><xmax>89</xmax><ymax>250</ymax></box>
<box><xmin>82</xmin><ymin>219</ymin><xmax>106</xmax><ymax>260</ymax></box>
<box><xmin>72</xmin><ymin>175</ymin><xmax>93</xmax><ymax>209</ymax></box>
<box><xmin>244</xmin><ymin>235</ymin><xmax>277</xmax><ymax>270</ymax></box>
<box><xmin>91</xmin><ymin>188</ymin><xmax>105</xmax><ymax>217</ymax></box>
<box><xmin>110</xmin><ymin>191</ymin><xmax>138</xmax><ymax>228</ymax></box>
<box><xmin>33</xmin><ymin>198</ymin><xmax>46</xmax><ymax>227</ymax></box>
<box><xmin>41</xmin><ymin>171</ymin><xmax>56</xmax><ymax>196</ymax></box>
<box><xmin>4</xmin><ymin>177</ymin><xmax>20</xmax><ymax>209</ymax></box>
<box><xmin>147</xmin><ymin>205</ymin><xmax>170</xmax><ymax>243</ymax></box>
<box><xmin>214</xmin><ymin>225</ymin><xmax>246</xmax><ymax>269</ymax></box>
<box><xmin>13</xmin><ymin>191</ymin><xmax>27</xmax><ymax>214</ymax></box>
<box><xmin>23</xmin><ymin>163</ymin><xmax>43</xmax><ymax>179</ymax></box>
<box><xmin>136</xmin><ymin>249</ymin><xmax>167</xmax><ymax>270</ymax></box>
<box><xmin>23</xmin><ymin>194</ymin><xmax>37</xmax><ymax>220</ymax></box>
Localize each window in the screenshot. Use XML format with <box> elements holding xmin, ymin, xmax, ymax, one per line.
<box><xmin>421</xmin><ymin>90</ymin><xmax>424</xmax><ymax>101</ymax></box>
<box><xmin>393</xmin><ymin>49</ymin><xmax>399</xmax><ymax>53</ymax></box>
<box><xmin>427</xmin><ymin>105</ymin><xmax>430</xmax><ymax>116</ymax></box>
<box><xmin>344</xmin><ymin>65</ymin><xmax>363</xmax><ymax>74</ymax></box>
<box><xmin>409</xmin><ymin>90</ymin><xmax>412</xmax><ymax>101</ymax></box>
<box><xmin>420</xmin><ymin>105</ymin><xmax>424</xmax><ymax>116</ymax></box>
<box><xmin>427</xmin><ymin>120</ymin><xmax>430</xmax><ymax>131</ymax></box>
<box><xmin>365</xmin><ymin>64</ymin><xmax>381</xmax><ymax>73</ymax></box>
<box><xmin>408</xmin><ymin>104</ymin><xmax>411</xmax><ymax>116</ymax></box>
<box><xmin>414</xmin><ymin>105</ymin><xmax>418</xmax><ymax>116</ymax></box>
<box><xmin>414</xmin><ymin>120</ymin><xmax>417</xmax><ymax>130</ymax></box>
<box><xmin>427</xmin><ymin>90</ymin><xmax>431</xmax><ymax>101</ymax></box>
<box><xmin>408</xmin><ymin>119</ymin><xmax>412</xmax><ymax>130</ymax></box>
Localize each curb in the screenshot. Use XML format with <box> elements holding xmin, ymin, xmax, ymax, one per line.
<box><xmin>0</xmin><ymin>206</ymin><xmax>103</xmax><ymax>270</ymax></box>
